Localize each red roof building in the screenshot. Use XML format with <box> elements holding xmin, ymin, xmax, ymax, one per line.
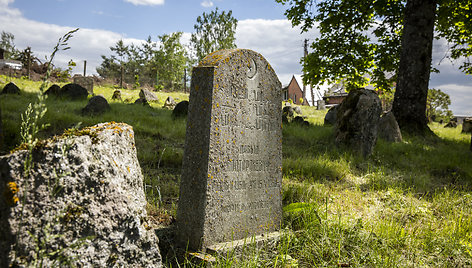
<box><xmin>282</xmin><ymin>75</ymin><xmax>309</xmax><ymax>106</ymax></box>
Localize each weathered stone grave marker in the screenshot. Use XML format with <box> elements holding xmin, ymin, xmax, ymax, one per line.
<box><xmin>73</xmin><ymin>76</ymin><xmax>94</xmax><ymax>95</ymax></box>
<box><xmin>177</xmin><ymin>49</ymin><xmax>282</xmax><ymax>251</ymax></box>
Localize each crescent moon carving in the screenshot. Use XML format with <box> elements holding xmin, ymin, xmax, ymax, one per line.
<box><xmin>247</xmin><ymin>59</ymin><xmax>257</xmax><ymax>79</ymax></box>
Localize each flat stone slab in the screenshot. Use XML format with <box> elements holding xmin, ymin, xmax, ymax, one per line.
<box><xmin>188</xmin><ymin>231</ymin><xmax>286</xmax><ymax>267</ymax></box>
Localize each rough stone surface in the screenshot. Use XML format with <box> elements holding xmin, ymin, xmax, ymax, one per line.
<box><xmin>111</xmin><ymin>90</ymin><xmax>122</xmax><ymax>101</ymax></box>
<box><xmin>1</xmin><ymin>82</ymin><xmax>20</xmax><ymax>95</ymax></box>
<box><xmin>378</xmin><ymin>111</ymin><xmax>402</xmax><ymax>142</ymax></box>
<box><xmin>462</xmin><ymin>118</ymin><xmax>472</xmax><ymax>133</ymax></box>
<box><xmin>139</xmin><ymin>89</ymin><xmax>158</xmax><ymax>103</ymax></box>
<box><xmin>334</xmin><ymin>88</ymin><xmax>382</xmax><ymax>157</ymax></box>
<box><xmin>0</xmin><ymin>106</ymin><xmax>2</xmax><ymax>151</ymax></box>
<box><xmin>134</xmin><ymin>98</ymin><xmax>149</xmax><ymax>106</ymax></box>
<box><xmin>177</xmin><ymin>49</ymin><xmax>282</xmax><ymax>251</ymax></box>
<box><xmin>0</xmin><ymin>122</ymin><xmax>162</xmax><ymax>267</ymax></box>
<box><xmin>73</xmin><ymin>76</ymin><xmax>94</xmax><ymax>95</ymax></box>
<box><xmin>172</xmin><ymin>101</ymin><xmax>189</xmax><ymax>118</ymax></box>
<box><xmin>82</xmin><ymin>95</ymin><xmax>111</xmax><ymax>115</ymax></box>
<box><xmin>61</xmin><ymin>83</ymin><xmax>89</xmax><ymax>100</ymax></box>
<box><xmin>45</xmin><ymin>84</ymin><xmax>61</xmax><ymax>96</ymax></box>
<box><xmin>163</xmin><ymin>96</ymin><xmax>176</xmax><ymax>109</ymax></box>
<box><xmin>293</xmin><ymin>116</ymin><xmax>309</xmax><ymax>126</ymax></box>
<box><xmin>324</xmin><ymin>105</ymin><xmax>338</xmax><ymax>125</ymax></box>
<box><xmin>444</xmin><ymin>121</ymin><xmax>457</xmax><ymax>128</ymax></box>
<box><xmin>283</xmin><ymin>106</ymin><xmax>294</xmax><ymax>118</ymax></box>
<box><xmin>282</xmin><ymin>106</ymin><xmax>294</xmax><ymax>123</ymax></box>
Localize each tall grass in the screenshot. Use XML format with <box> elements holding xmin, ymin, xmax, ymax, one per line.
<box><xmin>1</xmin><ymin>77</ymin><xmax>471</xmax><ymax>266</ymax></box>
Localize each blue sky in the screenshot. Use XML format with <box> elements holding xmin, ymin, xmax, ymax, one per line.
<box><xmin>10</xmin><ymin>0</ymin><xmax>287</xmax><ymax>39</ymax></box>
<box><xmin>1</xmin><ymin>0</ymin><xmax>471</xmax><ymax>115</ymax></box>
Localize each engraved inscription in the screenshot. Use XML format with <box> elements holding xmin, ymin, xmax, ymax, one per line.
<box><xmin>211</xmin><ymin>177</ymin><xmax>281</xmax><ymax>192</ymax></box>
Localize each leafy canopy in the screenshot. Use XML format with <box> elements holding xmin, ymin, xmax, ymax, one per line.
<box><xmin>276</xmin><ymin>0</ymin><xmax>472</xmax><ymax>91</ymax></box>
<box><xmin>190</xmin><ymin>7</ymin><xmax>238</xmax><ymax>62</ymax></box>
<box><xmin>426</xmin><ymin>88</ymin><xmax>453</xmax><ymax>122</ymax></box>
<box><xmin>97</xmin><ymin>33</ymin><xmax>189</xmax><ymax>91</ymax></box>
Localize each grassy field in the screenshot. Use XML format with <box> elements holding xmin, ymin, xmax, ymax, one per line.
<box><xmin>1</xmin><ymin>75</ymin><xmax>471</xmax><ymax>267</ymax></box>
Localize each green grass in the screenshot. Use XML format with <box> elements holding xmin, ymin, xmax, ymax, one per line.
<box><xmin>1</xmin><ymin>75</ymin><xmax>471</xmax><ymax>267</ymax></box>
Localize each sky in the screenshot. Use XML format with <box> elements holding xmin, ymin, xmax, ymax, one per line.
<box><xmin>1</xmin><ymin>0</ymin><xmax>471</xmax><ymax>115</ymax></box>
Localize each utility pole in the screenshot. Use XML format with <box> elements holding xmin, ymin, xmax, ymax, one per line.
<box><xmin>120</xmin><ymin>64</ymin><xmax>124</xmax><ymax>89</ymax></box>
<box><xmin>303</xmin><ymin>39</ymin><xmax>316</xmax><ymax>107</ymax></box>
<box><xmin>303</xmin><ymin>39</ymin><xmax>308</xmax><ymax>104</ymax></box>
<box><xmin>184</xmin><ymin>68</ymin><xmax>187</xmax><ymax>93</ymax></box>
<box><xmin>26</xmin><ymin>47</ymin><xmax>31</xmax><ymax>80</ymax></box>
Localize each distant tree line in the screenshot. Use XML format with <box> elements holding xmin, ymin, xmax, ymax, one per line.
<box><xmin>97</xmin><ymin>8</ymin><xmax>238</xmax><ymax>91</ymax></box>
<box><xmin>97</xmin><ymin>32</ymin><xmax>190</xmax><ymax>91</ymax></box>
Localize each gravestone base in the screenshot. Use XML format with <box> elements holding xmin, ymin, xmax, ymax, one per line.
<box><xmin>187</xmin><ymin>231</ymin><xmax>291</xmax><ymax>267</ymax></box>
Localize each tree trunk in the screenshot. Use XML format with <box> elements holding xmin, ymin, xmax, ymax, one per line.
<box><xmin>392</xmin><ymin>0</ymin><xmax>436</xmax><ymax>135</ymax></box>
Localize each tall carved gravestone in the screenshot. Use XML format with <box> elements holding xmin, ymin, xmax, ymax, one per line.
<box><xmin>177</xmin><ymin>49</ymin><xmax>282</xmax><ymax>251</ymax></box>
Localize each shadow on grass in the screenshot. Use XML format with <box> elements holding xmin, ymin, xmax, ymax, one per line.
<box><xmin>282</xmin><ymin>121</ymin><xmax>472</xmax><ymax>195</ymax></box>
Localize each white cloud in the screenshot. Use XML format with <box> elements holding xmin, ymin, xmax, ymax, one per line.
<box><xmin>432</xmin><ymin>84</ymin><xmax>472</xmax><ymax>116</ymax></box>
<box><xmin>236</xmin><ymin>19</ymin><xmax>318</xmax><ymax>98</ymax></box>
<box><xmin>0</xmin><ymin>3</ymin><xmax>142</xmax><ymax>77</ymax></box>
<box><xmin>0</xmin><ymin>0</ymin><xmax>21</xmax><ymax>16</ymax></box>
<box><xmin>0</xmin><ymin>0</ymin><xmax>470</xmax><ymax>113</ymax></box>
<box><xmin>124</xmin><ymin>0</ymin><xmax>164</xmax><ymax>6</ymax></box>
<box><xmin>201</xmin><ymin>1</ymin><xmax>213</xmax><ymax>8</ymax></box>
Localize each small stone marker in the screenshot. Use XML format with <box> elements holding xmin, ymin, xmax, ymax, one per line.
<box><xmin>73</xmin><ymin>76</ymin><xmax>94</xmax><ymax>95</ymax></box>
<box><xmin>177</xmin><ymin>49</ymin><xmax>282</xmax><ymax>251</ymax></box>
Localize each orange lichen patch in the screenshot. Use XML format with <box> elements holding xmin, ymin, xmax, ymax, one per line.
<box><xmin>3</xmin><ymin>181</ymin><xmax>19</xmax><ymax>207</ymax></box>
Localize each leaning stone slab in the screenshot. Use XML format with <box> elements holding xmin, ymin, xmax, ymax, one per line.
<box><xmin>139</xmin><ymin>89</ymin><xmax>159</xmax><ymax>102</ymax></box>
<box><xmin>177</xmin><ymin>49</ymin><xmax>283</xmax><ymax>251</ymax></box>
<box><xmin>334</xmin><ymin>88</ymin><xmax>382</xmax><ymax>157</ymax></box>
<box><xmin>378</xmin><ymin>111</ymin><xmax>402</xmax><ymax>142</ymax></box>
<box><xmin>0</xmin><ymin>122</ymin><xmax>162</xmax><ymax>267</ymax></box>
<box><xmin>462</xmin><ymin>117</ymin><xmax>472</xmax><ymax>133</ymax></box>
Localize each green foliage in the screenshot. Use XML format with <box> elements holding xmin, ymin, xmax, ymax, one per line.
<box><xmin>0</xmin><ymin>31</ymin><xmax>19</xmax><ymax>59</ymax></box>
<box><xmin>190</xmin><ymin>7</ymin><xmax>238</xmax><ymax>62</ymax></box>
<box><xmin>51</xmin><ymin>59</ymin><xmax>76</xmax><ymax>82</ymax></box>
<box><xmin>2</xmin><ymin>75</ymin><xmax>472</xmax><ymax>266</ymax></box>
<box><xmin>134</xmin><ymin>74</ymin><xmax>140</xmax><ymax>89</ymax></box>
<box><xmin>276</xmin><ymin>0</ymin><xmax>472</xmax><ymax>90</ymax></box>
<box><xmin>97</xmin><ymin>34</ymin><xmax>189</xmax><ymax>91</ymax></box>
<box><xmin>276</xmin><ymin>0</ymin><xmax>404</xmax><ymax>91</ymax></box>
<box><xmin>436</xmin><ymin>0</ymin><xmax>472</xmax><ymax>75</ymax></box>
<box><xmin>427</xmin><ymin>88</ymin><xmax>453</xmax><ymax>122</ymax></box>
<box><xmin>155</xmin><ymin>32</ymin><xmax>188</xmax><ymax>91</ymax></box>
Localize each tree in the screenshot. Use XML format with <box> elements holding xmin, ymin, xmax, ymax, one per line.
<box><xmin>0</xmin><ymin>31</ymin><xmax>19</xmax><ymax>59</ymax></box>
<box><xmin>276</xmin><ymin>0</ymin><xmax>471</xmax><ymax>134</ymax></box>
<box><xmin>190</xmin><ymin>7</ymin><xmax>238</xmax><ymax>62</ymax></box>
<box><xmin>426</xmin><ymin>88</ymin><xmax>453</xmax><ymax>122</ymax></box>
<box><xmin>155</xmin><ymin>32</ymin><xmax>189</xmax><ymax>91</ymax></box>
<box><xmin>97</xmin><ymin>34</ymin><xmax>190</xmax><ymax>90</ymax></box>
